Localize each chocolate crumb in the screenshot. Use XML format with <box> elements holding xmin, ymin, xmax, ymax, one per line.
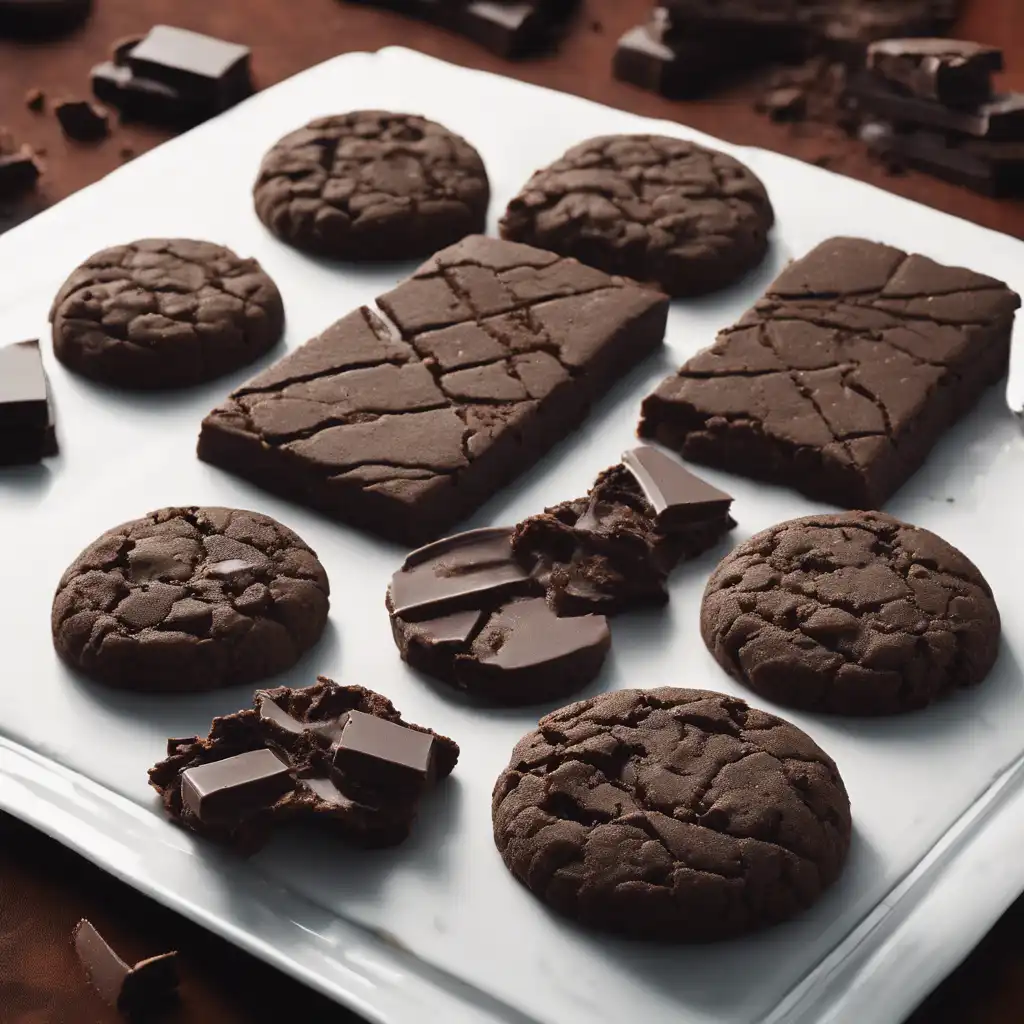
<box><xmin>119</xmin><ymin>146</ymin><xmax>136</xmax><ymax>161</ymax></box>
<box><xmin>591</xmin><ymin>19</ymin><xmax>603</xmax><ymax>32</ymax></box>
<box><xmin>25</xmin><ymin>88</ymin><xmax>45</xmax><ymax>112</ymax></box>
<box><xmin>760</xmin><ymin>86</ymin><xmax>807</xmax><ymax>121</ymax></box>
<box><xmin>55</xmin><ymin>99</ymin><xmax>109</xmax><ymax>142</ymax></box>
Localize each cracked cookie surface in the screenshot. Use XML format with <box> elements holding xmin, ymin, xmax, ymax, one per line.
<box><xmin>52</xmin><ymin>506</ymin><xmax>330</xmax><ymax>691</ymax></box>
<box><xmin>50</xmin><ymin>238</ymin><xmax>285</xmax><ymax>390</ymax></box>
<box><xmin>499</xmin><ymin>134</ymin><xmax>775</xmax><ymax>297</ymax></box>
<box><xmin>639</xmin><ymin>236</ymin><xmax>1020</xmax><ymax>508</ymax></box>
<box><xmin>253</xmin><ymin>110</ymin><xmax>490</xmax><ymax>261</ymax></box>
<box><xmin>198</xmin><ymin>235</ymin><xmax>668</xmax><ymax>545</ymax></box>
<box><xmin>701</xmin><ymin>511</ymin><xmax>1000</xmax><ymax>715</ymax></box>
<box><xmin>148</xmin><ymin>676</ymin><xmax>459</xmax><ymax>852</ymax></box>
<box><xmin>492</xmin><ymin>686</ymin><xmax>851</xmax><ymax>940</ymax></box>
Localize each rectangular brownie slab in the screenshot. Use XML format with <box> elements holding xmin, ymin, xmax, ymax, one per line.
<box><xmin>638</xmin><ymin>236</ymin><xmax>1020</xmax><ymax>509</ymax></box>
<box><xmin>198</xmin><ymin>235</ymin><xmax>668</xmax><ymax>545</ymax></box>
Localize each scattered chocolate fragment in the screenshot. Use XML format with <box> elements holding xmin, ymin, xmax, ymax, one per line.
<box><xmin>639</xmin><ymin>236</ymin><xmax>1021</xmax><ymax>508</ymax></box>
<box><xmin>148</xmin><ymin>677</ymin><xmax>459</xmax><ymax>852</ymax></box>
<box><xmin>0</xmin><ymin>146</ymin><xmax>39</xmax><ymax>197</ymax></box>
<box><xmin>867</xmin><ymin>38</ymin><xmax>1001</xmax><ymax>107</ymax></box>
<box><xmin>73</xmin><ymin>919</ymin><xmax>179</xmax><ymax>1015</ymax></box>
<box><xmin>198</xmin><ymin>235</ymin><xmax>668</xmax><ymax>545</ymax></box>
<box><xmin>512</xmin><ymin>446</ymin><xmax>735</xmax><ymax>615</ymax></box>
<box><xmin>180</xmin><ymin>748</ymin><xmax>293</xmax><ymax>823</ymax></box>
<box><xmin>848</xmin><ymin>73</ymin><xmax>1024</xmax><ymax>141</ymax></box>
<box><xmin>24</xmin><ymin>86</ymin><xmax>44</xmax><ymax>111</ymax></box>
<box><xmin>55</xmin><ymin>98</ymin><xmax>109</xmax><ymax>141</ymax></box>
<box><xmin>0</xmin><ymin>339</ymin><xmax>56</xmax><ymax>465</ymax></box>
<box><xmin>127</xmin><ymin>24</ymin><xmax>252</xmax><ymax>112</ymax></box>
<box><xmin>91</xmin><ymin>61</ymin><xmax>209</xmax><ymax>127</ymax></box>
<box><xmin>759</xmin><ymin>85</ymin><xmax>808</xmax><ymax>121</ymax></box>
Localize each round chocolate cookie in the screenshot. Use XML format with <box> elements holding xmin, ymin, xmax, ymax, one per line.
<box><xmin>499</xmin><ymin>134</ymin><xmax>774</xmax><ymax>297</ymax></box>
<box><xmin>701</xmin><ymin>511</ymin><xmax>1000</xmax><ymax>716</ymax></box>
<box><xmin>492</xmin><ymin>687</ymin><xmax>851</xmax><ymax>940</ymax></box>
<box><xmin>50</xmin><ymin>239</ymin><xmax>285</xmax><ymax>390</ymax></box>
<box><xmin>253</xmin><ymin>111</ymin><xmax>490</xmax><ymax>261</ymax></box>
<box><xmin>52</xmin><ymin>507</ymin><xmax>330</xmax><ymax>692</ymax></box>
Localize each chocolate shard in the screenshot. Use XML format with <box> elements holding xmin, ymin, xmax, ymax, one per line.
<box><xmin>73</xmin><ymin>919</ymin><xmax>179</xmax><ymax>1014</ymax></box>
<box><xmin>179</xmin><ymin>747</ymin><xmax>294</xmax><ymax>823</ymax></box>
<box><xmin>0</xmin><ymin>339</ymin><xmax>57</xmax><ymax>465</ymax></box>
<box><xmin>333</xmin><ymin>709</ymin><xmax>436</xmax><ymax>797</ymax></box>
<box><xmin>866</xmin><ymin>38</ymin><xmax>1002</xmax><ymax>107</ymax></box>
<box><xmin>621</xmin><ymin>446</ymin><xmax>733</xmax><ymax>528</ymax></box>
<box><xmin>55</xmin><ymin>98</ymin><xmax>109</xmax><ymax>142</ymax></box>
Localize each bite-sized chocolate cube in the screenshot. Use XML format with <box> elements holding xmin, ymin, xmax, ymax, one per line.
<box><xmin>332</xmin><ymin>710</ymin><xmax>436</xmax><ymax>797</ymax></box>
<box><xmin>180</xmin><ymin>748</ymin><xmax>293</xmax><ymax>823</ymax></box>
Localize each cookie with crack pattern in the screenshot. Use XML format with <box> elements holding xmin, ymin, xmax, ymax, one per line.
<box><xmin>50</xmin><ymin>239</ymin><xmax>285</xmax><ymax>390</ymax></box>
<box><xmin>492</xmin><ymin>687</ymin><xmax>851</xmax><ymax>940</ymax></box>
<box><xmin>51</xmin><ymin>506</ymin><xmax>330</xmax><ymax>691</ymax></box>
<box><xmin>700</xmin><ymin>511</ymin><xmax>1000</xmax><ymax>715</ymax></box>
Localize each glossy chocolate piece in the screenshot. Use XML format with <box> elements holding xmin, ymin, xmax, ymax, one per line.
<box><xmin>621</xmin><ymin>446</ymin><xmax>733</xmax><ymax>528</ymax></box>
<box><xmin>333</xmin><ymin>709</ymin><xmax>436</xmax><ymax>795</ymax></box>
<box><xmin>389</xmin><ymin>527</ymin><xmax>533</xmax><ymax>620</ymax></box>
<box><xmin>867</xmin><ymin>38</ymin><xmax>1002</xmax><ymax>107</ymax></box>
<box><xmin>0</xmin><ymin>147</ymin><xmax>39</xmax><ymax>196</ymax></box>
<box><xmin>91</xmin><ymin>60</ymin><xmax>211</xmax><ymax>127</ymax></box>
<box><xmin>179</xmin><ymin>748</ymin><xmax>293</xmax><ymax>823</ymax></box>
<box><xmin>849</xmin><ymin>72</ymin><xmax>1024</xmax><ymax>141</ymax></box>
<box><xmin>871</xmin><ymin>126</ymin><xmax>1024</xmax><ymax>197</ymax></box>
<box><xmin>0</xmin><ymin>339</ymin><xmax>56</xmax><ymax>465</ymax></box>
<box><xmin>127</xmin><ymin>25</ymin><xmax>252</xmax><ymax>110</ymax></box>
<box><xmin>73</xmin><ymin>919</ymin><xmax>179</xmax><ymax>1014</ymax></box>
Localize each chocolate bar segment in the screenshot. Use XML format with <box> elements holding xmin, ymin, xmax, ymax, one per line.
<box><xmin>621</xmin><ymin>446</ymin><xmax>733</xmax><ymax>527</ymax></box>
<box><xmin>0</xmin><ymin>339</ymin><xmax>57</xmax><ymax>465</ymax></box>
<box><xmin>180</xmin><ymin>748</ymin><xmax>293</xmax><ymax>823</ymax></box>
<box><xmin>639</xmin><ymin>237</ymin><xmax>1021</xmax><ymax>508</ymax></box>
<box><xmin>333</xmin><ymin>710</ymin><xmax>436</xmax><ymax>796</ymax></box>
<box><xmin>849</xmin><ymin>73</ymin><xmax>1024</xmax><ymax>140</ymax></box>
<box><xmin>866</xmin><ymin>38</ymin><xmax>1002</xmax><ymax>106</ymax></box>
<box><xmin>198</xmin><ymin>235</ymin><xmax>668</xmax><ymax>545</ymax></box>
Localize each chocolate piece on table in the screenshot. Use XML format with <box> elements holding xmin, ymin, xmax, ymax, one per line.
<box><xmin>848</xmin><ymin>73</ymin><xmax>1024</xmax><ymax>141</ymax></box>
<box><xmin>149</xmin><ymin>677</ymin><xmax>459</xmax><ymax>852</ymax></box>
<box><xmin>387</xmin><ymin>527</ymin><xmax>611</xmax><ymax>704</ymax></box>
<box><xmin>198</xmin><ymin>235</ymin><xmax>668</xmax><ymax>546</ymax></box>
<box><xmin>180</xmin><ymin>748</ymin><xmax>294</xmax><ymax>823</ymax></box>
<box><xmin>24</xmin><ymin>86</ymin><xmax>44</xmax><ymax>111</ymax></box>
<box><xmin>73</xmin><ymin>919</ymin><xmax>179</xmax><ymax>1015</ymax></box>
<box><xmin>126</xmin><ymin>25</ymin><xmax>252</xmax><ymax>111</ymax></box>
<box><xmin>333</xmin><ymin>709</ymin><xmax>436</xmax><ymax>797</ymax></box>
<box><xmin>866</xmin><ymin>38</ymin><xmax>1002</xmax><ymax>107</ymax></box>
<box><xmin>512</xmin><ymin>446</ymin><xmax>735</xmax><ymax>615</ymax></box>
<box><xmin>91</xmin><ymin>61</ymin><xmax>210</xmax><ymax>127</ymax></box>
<box><xmin>54</xmin><ymin>99</ymin><xmax>109</xmax><ymax>141</ymax></box>
<box><xmin>639</xmin><ymin>237</ymin><xmax>1021</xmax><ymax>508</ymax></box>
<box><xmin>870</xmin><ymin>126</ymin><xmax>1024</xmax><ymax>197</ymax></box>
<box><xmin>0</xmin><ymin>146</ymin><xmax>39</xmax><ymax>196</ymax></box>
<box><xmin>613</xmin><ymin>8</ymin><xmax>755</xmax><ymax>99</ymax></box>
<box><xmin>0</xmin><ymin>339</ymin><xmax>56</xmax><ymax>465</ymax></box>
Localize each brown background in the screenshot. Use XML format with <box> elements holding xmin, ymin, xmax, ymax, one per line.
<box><xmin>2</xmin><ymin>1</ymin><xmax>1024</xmax><ymax>1021</ymax></box>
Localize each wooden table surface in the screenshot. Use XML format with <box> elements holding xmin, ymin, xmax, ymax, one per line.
<box><xmin>2</xmin><ymin>1</ymin><xmax>1024</xmax><ymax>1021</ymax></box>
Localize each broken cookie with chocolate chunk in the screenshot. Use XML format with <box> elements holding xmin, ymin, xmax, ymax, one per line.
<box><xmin>148</xmin><ymin>677</ymin><xmax>459</xmax><ymax>852</ymax></box>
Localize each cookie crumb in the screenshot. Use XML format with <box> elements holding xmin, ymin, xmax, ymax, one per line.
<box><xmin>25</xmin><ymin>88</ymin><xmax>45</xmax><ymax>112</ymax></box>
<box><xmin>55</xmin><ymin>99</ymin><xmax>109</xmax><ymax>142</ymax></box>
<box><xmin>119</xmin><ymin>146</ymin><xmax>136</xmax><ymax>161</ymax></box>
<box><xmin>590</xmin><ymin>19</ymin><xmax>603</xmax><ymax>32</ymax></box>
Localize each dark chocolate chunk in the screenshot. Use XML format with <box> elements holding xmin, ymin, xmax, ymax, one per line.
<box><xmin>387</xmin><ymin>526</ymin><xmax>611</xmax><ymax>704</ymax></box>
<box><xmin>198</xmin><ymin>235</ymin><xmax>668</xmax><ymax>546</ymax></box>
<box><xmin>91</xmin><ymin>61</ymin><xmax>211</xmax><ymax>127</ymax></box>
<box><xmin>759</xmin><ymin>85</ymin><xmax>808</xmax><ymax>121</ymax></box>
<box><xmin>0</xmin><ymin>147</ymin><xmax>39</xmax><ymax>197</ymax></box>
<box><xmin>613</xmin><ymin>8</ymin><xmax>756</xmax><ymax>99</ymax></box>
<box><xmin>333</xmin><ymin>710</ymin><xmax>436</xmax><ymax>797</ymax></box>
<box><xmin>126</xmin><ymin>24</ymin><xmax>252</xmax><ymax>111</ymax></box>
<box><xmin>868</xmin><ymin>124</ymin><xmax>1024</xmax><ymax>197</ymax></box>
<box><xmin>148</xmin><ymin>677</ymin><xmax>459</xmax><ymax>852</ymax></box>
<box><xmin>54</xmin><ymin>98</ymin><xmax>109</xmax><ymax>142</ymax></box>
<box><xmin>24</xmin><ymin>86</ymin><xmax>44</xmax><ymax>111</ymax></box>
<box><xmin>639</xmin><ymin>236</ymin><xmax>1021</xmax><ymax>509</ymax></box>
<box><xmin>866</xmin><ymin>38</ymin><xmax>1001</xmax><ymax>107</ymax></box>
<box><xmin>0</xmin><ymin>339</ymin><xmax>56</xmax><ymax>466</ymax></box>
<box><xmin>848</xmin><ymin>72</ymin><xmax>1024</xmax><ymax>141</ymax></box>
<box><xmin>73</xmin><ymin>919</ymin><xmax>179</xmax><ymax>1015</ymax></box>
<box><xmin>492</xmin><ymin>688</ymin><xmax>852</xmax><ymax>939</ymax></box>
<box><xmin>512</xmin><ymin>446</ymin><xmax>735</xmax><ymax>615</ymax></box>
<box><xmin>180</xmin><ymin>748</ymin><xmax>293</xmax><ymax>823</ymax></box>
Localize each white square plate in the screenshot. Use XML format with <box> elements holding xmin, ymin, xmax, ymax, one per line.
<box><xmin>2</xmin><ymin>47</ymin><xmax>1024</xmax><ymax>1024</ymax></box>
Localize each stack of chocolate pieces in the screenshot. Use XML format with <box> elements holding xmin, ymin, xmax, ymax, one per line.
<box><xmin>851</xmin><ymin>38</ymin><xmax>1024</xmax><ymax>196</ymax></box>
<box><xmin>0</xmin><ymin>339</ymin><xmax>57</xmax><ymax>466</ymax></box>
<box><xmin>91</xmin><ymin>24</ymin><xmax>252</xmax><ymax>128</ymax></box>
<box><xmin>346</xmin><ymin>0</ymin><xmax>579</xmax><ymax>59</ymax></box>
<box><xmin>614</xmin><ymin>0</ymin><xmax>961</xmax><ymax>99</ymax></box>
